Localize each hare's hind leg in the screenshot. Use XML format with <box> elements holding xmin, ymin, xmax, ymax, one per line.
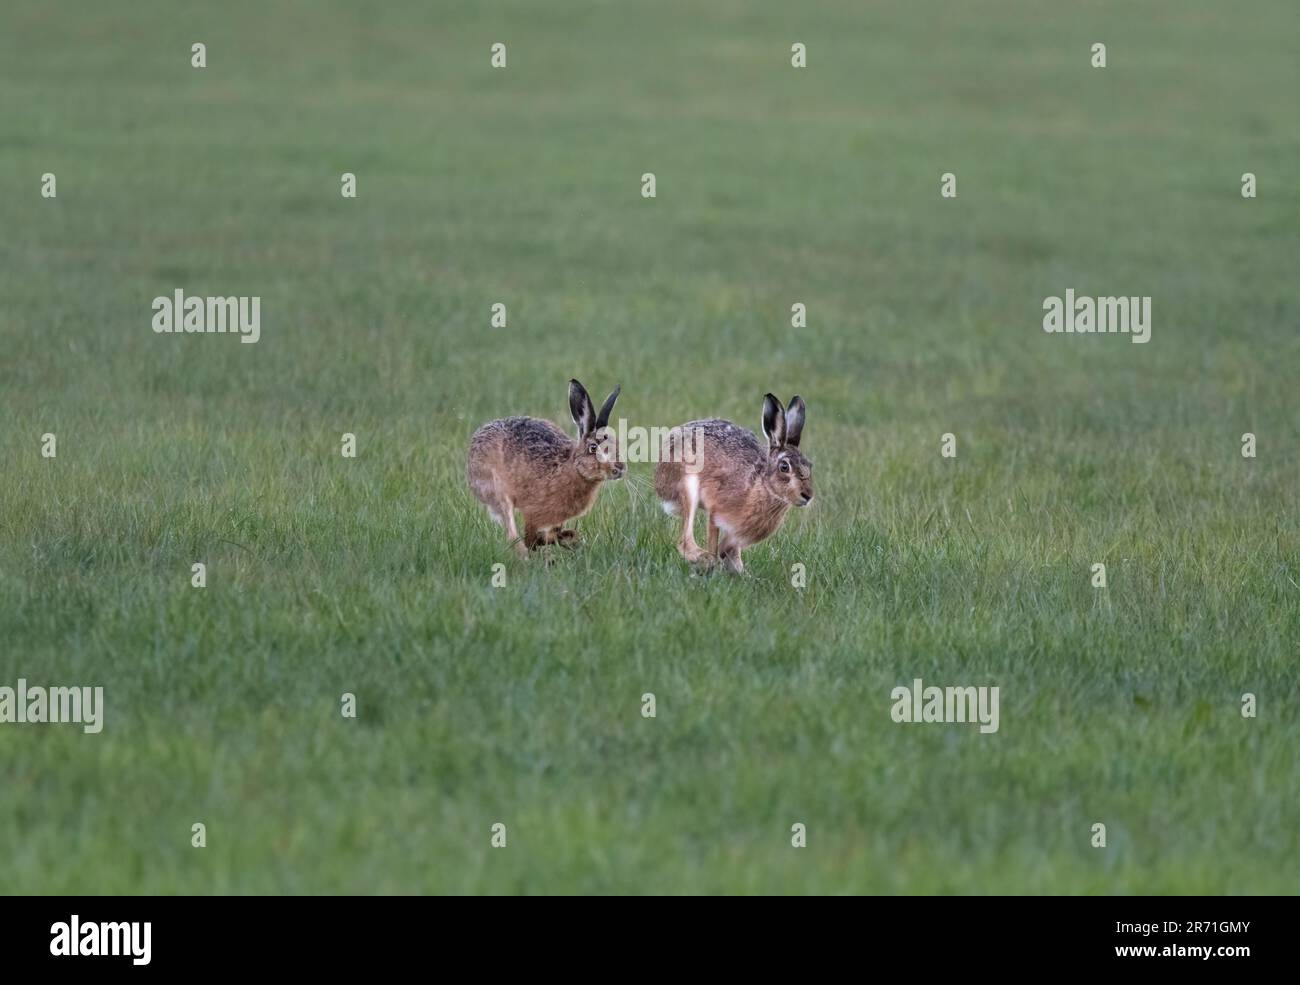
<box><xmin>481</xmin><ymin>493</ymin><xmax>525</xmax><ymax>558</ymax></box>
<box><xmin>496</xmin><ymin>504</ymin><xmax>527</xmax><ymax>558</ymax></box>
<box><xmin>486</xmin><ymin>507</ymin><xmax>526</xmax><ymax>558</ymax></box>
<box><xmin>676</xmin><ymin>473</ymin><xmax>710</xmax><ymax>563</ymax></box>
<box><xmin>469</xmin><ymin>459</ymin><xmax>527</xmax><ymax>558</ymax></box>
<box><xmin>656</xmin><ymin>461</ymin><xmax>706</xmax><ymax>563</ymax></box>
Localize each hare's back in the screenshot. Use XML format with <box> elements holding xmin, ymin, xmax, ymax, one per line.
<box><xmin>682</xmin><ymin>419</ymin><xmax>766</xmax><ymax>468</ymax></box>
<box><xmin>473</xmin><ymin>416</ymin><xmax>571</xmax><ymax>461</ymax></box>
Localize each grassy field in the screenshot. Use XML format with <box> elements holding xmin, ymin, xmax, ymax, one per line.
<box><xmin>2</xmin><ymin>0</ymin><xmax>1298</xmax><ymax>894</ymax></box>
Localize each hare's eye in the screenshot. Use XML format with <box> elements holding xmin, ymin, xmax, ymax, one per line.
<box><xmin>588</xmin><ymin>442</ymin><xmax>598</xmax><ymax>454</ymax></box>
<box><xmin>779</xmin><ymin>459</ymin><xmax>791</xmax><ymax>473</ymax></box>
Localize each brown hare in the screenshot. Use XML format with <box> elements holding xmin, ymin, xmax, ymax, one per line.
<box><xmin>654</xmin><ymin>393</ymin><xmax>812</xmax><ymax>573</ymax></box>
<box><xmin>468</xmin><ymin>379</ymin><xmax>624</xmax><ymax>557</ymax></box>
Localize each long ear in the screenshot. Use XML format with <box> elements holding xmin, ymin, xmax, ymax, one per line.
<box><xmin>594</xmin><ymin>384</ymin><xmax>622</xmax><ymax>430</ymax></box>
<box><xmin>569</xmin><ymin>379</ymin><xmax>596</xmax><ymax>437</ymax></box>
<box><xmin>761</xmin><ymin>393</ymin><xmax>786</xmax><ymax>451</ymax></box>
<box><xmin>784</xmin><ymin>395</ymin><xmax>806</xmax><ymax>447</ymax></box>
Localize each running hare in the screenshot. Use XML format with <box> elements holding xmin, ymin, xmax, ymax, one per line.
<box><xmin>654</xmin><ymin>393</ymin><xmax>812</xmax><ymax>573</ymax></box>
<box><xmin>468</xmin><ymin>379</ymin><xmax>624</xmax><ymax>557</ymax></box>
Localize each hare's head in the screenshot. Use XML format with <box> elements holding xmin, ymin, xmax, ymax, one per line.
<box><xmin>761</xmin><ymin>394</ymin><xmax>813</xmax><ymax>507</ymax></box>
<box><xmin>569</xmin><ymin>379</ymin><xmax>625</xmax><ymax>482</ymax></box>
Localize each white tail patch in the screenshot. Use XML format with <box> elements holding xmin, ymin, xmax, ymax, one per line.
<box><xmin>663</xmin><ymin>472</ymin><xmax>699</xmax><ymax>516</ymax></box>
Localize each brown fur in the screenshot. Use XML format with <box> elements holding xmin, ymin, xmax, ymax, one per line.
<box><xmin>655</xmin><ymin>395</ymin><xmax>812</xmax><ymax>573</ymax></box>
<box><xmin>467</xmin><ymin>381</ymin><xmax>624</xmax><ymax>557</ymax></box>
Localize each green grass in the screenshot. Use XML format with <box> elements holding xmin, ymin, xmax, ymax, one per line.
<box><xmin>2</xmin><ymin>0</ymin><xmax>1298</xmax><ymax>893</ymax></box>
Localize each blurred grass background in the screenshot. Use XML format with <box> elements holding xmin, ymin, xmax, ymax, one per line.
<box><xmin>1</xmin><ymin>0</ymin><xmax>1297</xmax><ymax>892</ymax></box>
